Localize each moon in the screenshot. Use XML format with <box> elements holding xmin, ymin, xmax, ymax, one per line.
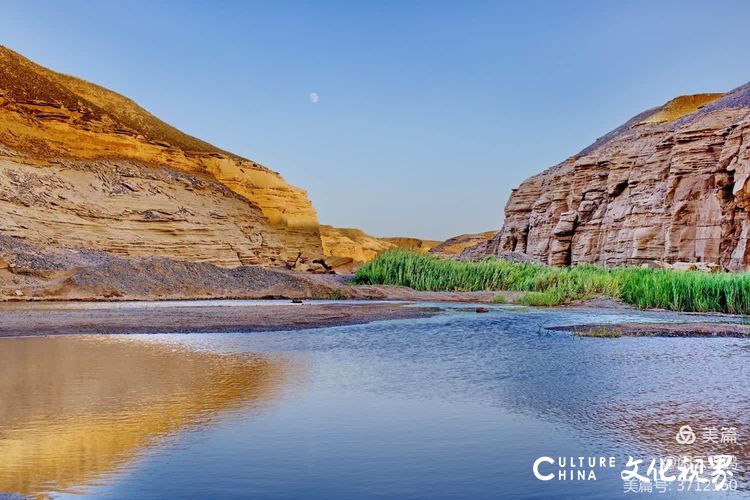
<box><xmin>308</xmin><ymin>92</ymin><xmax>319</xmax><ymax>104</ymax></box>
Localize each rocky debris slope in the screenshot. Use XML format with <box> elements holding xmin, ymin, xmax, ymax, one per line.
<box><xmin>0</xmin><ymin>235</ymin><xmax>336</xmax><ymax>300</ymax></box>
<box><xmin>468</xmin><ymin>87</ymin><xmax>750</xmax><ymax>270</ymax></box>
<box><xmin>0</xmin><ymin>45</ymin><xmax>322</xmax><ymax>266</ymax></box>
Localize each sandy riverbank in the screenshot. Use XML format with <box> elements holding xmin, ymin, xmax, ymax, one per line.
<box><xmin>0</xmin><ymin>301</ymin><xmax>442</xmax><ymax>337</ymax></box>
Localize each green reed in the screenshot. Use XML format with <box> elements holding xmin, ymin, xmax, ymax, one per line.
<box><xmin>353</xmin><ymin>250</ymin><xmax>750</xmax><ymax>314</ymax></box>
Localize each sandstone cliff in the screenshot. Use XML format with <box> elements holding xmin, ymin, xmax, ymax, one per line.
<box><xmin>381</xmin><ymin>237</ymin><xmax>440</xmax><ymax>254</ymax></box>
<box><xmin>429</xmin><ymin>231</ymin><xmax>495</xmax><ymax>257</ymax></box>
<box><xmin>469</xmin><ymin>86</ymin><xmax>750</xmax><ymax>270</ymax></box>
<box><xmin>0</xmin><ymin>45</ymin><xmax>321</xmax><ymax>267</ymax></box>
<box><xmin>320</xmin><ymin>225</ymin><xmax>438</xmax><ymax>272</ymax></box>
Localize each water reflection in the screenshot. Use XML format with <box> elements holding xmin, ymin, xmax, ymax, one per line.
<box><xmin>3</xmin><ymin>307</ymin><xmax>749</xmax><ymax>499</ymax></box>
<box><xmin>0</xmin><ymin>336</ymin><xmax>296</xmax><ymax>498</ymax></box>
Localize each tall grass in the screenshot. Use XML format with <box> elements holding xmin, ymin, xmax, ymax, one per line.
<box><xmin>353</xmin><ymin>250</ymin><xmax>750</xmax><ymax>315</ymax></box>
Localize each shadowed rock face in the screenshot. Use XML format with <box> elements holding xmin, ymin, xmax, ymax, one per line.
<box><xmin>468</xmin><ymin>86</ymin><xmax>750</xmax><ymax>270</ymax></box>
<box><xmin>0</xmin><ymin>45</ymin><xmax>322</xmax><ymax>266</ymax></box>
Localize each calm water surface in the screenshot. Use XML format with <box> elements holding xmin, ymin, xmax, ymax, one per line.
<box><xmin>2</xmin><ymin>303</ymin><xmax>750</xmax><ymax>499</ymax></box>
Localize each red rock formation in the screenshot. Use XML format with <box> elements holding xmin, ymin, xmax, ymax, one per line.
<box><xmin>466</xmin><ymin>87</ymin><xmax>750</xmax><ymax>270</ymax></box>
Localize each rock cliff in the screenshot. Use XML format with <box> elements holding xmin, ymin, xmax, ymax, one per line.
<box><xmin>381</xmin><ymin>237</ymin><xmax>440</xmax><ymax>254</ymax></box>
<box><xmin>0</xmin><ymin>45</ymin><xmax>321</xmax><ymax>267</ymax></box>
<box><xmin>429</xmin><ymin>231</ymin><xmax>495</xmax><ymax>257</ymax></box>
<box><xmin>469</xmin><ymin>85</ymin><xmax>750</xmax><ymax>270</ymax></box>
<box><xmin>320</xmin><ymin>225</ymin><xmax>438</xmax><ymax>272</ymax></box>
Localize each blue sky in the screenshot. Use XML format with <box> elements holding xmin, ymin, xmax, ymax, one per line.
<box><xmin>4</xmin><ymin>0</ymin><xmax>750</xmax><ymax>239</ymax></box>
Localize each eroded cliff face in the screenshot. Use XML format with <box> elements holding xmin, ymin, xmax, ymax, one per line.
<box><xmin>320</xmin><ymin>226</ymin><xmax>396</xmax><ymax>264</ymax></box>
<box><xmin>320</xmin><ymin>225</ymin><xmax>439</xmax><ymax>272</ymax></box>
<box><xmin>472</xmin><ymin>86</ymin><xmax>750</xmax><ymax>270</ymax></box>
<box><xmin>428</xmin><ymin>231</ymin><xmax>495</xmax><ymax>257</ymax></box>
<box><xmin>0</xmin><ymin>45</ymin><xmax>321</xmax><ymax>266</ymax></box>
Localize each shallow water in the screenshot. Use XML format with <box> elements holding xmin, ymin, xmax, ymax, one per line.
<box><xmin>2</xmin><ymin>304</ymin><xmax>749</xmax><ymax>499</ymax></box>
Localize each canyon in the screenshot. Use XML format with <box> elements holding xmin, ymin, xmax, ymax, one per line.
<box><xmin>0</xmin><ymin>47</ymin><xmax>449</xmax><ymax>265</ymax></box>
<box><xmin>0</xmin><ymin>45</ymin><xmax>471</xmax><ymax>299</ymax></box>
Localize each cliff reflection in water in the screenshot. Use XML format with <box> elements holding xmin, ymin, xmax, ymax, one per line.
<box><xmin>0</xmin><ymin>335</ymin><xmax>295</xmax><ymax>498</ymax></box>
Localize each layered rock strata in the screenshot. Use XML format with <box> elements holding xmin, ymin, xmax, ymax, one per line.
<box><xmin>320</xmin><ymin>225</ymin><xmax>439</xmax><ymax>271</ymax></box>
<box><xmin>470</xmin><ymin>87</ymin><xmax>750</xmax><ymax>270</ymax></box>
<box><xmin>429</xmin><ymin>231</ymin><xmax>495</xmax><ymax>257</ymax></box>
<box><xmin>0</xmin><ymin>45</ymin><xmax>321</xmax><ymax>266</ymax></box>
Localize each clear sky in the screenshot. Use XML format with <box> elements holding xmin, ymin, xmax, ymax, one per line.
<box><xmin>4</xmin><ymin>1</ymin><xmax>750</xmax><ymax>240</ymax></box>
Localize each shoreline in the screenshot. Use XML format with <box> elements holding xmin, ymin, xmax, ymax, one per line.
<box><xmin>0</xmin><ymin>287</ymin><xmax>515</xmax><ymax>304</ymax></box>
<box><xmin>3</xmin><ymin>297</ymin><xmax>750</xmax><ymax>339</ymax></box>
<box><xmin>550</xmin><ymin>322</ymin><xmax>750</xmax><ymax>338</ymax></box>
<box><xmin>0</xmin><ymin>301</ymin><xmax>441</xmax><ymax>338</ymax></box>
<box><xmin>0</xmin><ymin>298</ymin><xmax>750</xmax><ymax>339</ymax></box>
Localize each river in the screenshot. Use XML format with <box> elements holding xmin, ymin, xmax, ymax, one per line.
<box><xmin>1</xmin><ymin>303</ymin><xmax>748</xmax><ymax>499</ymax></box>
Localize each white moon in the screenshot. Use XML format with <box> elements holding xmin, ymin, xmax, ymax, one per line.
<box><xmin>309</xmin><ymin>92</ymin><xmax>319</xmax><ymax>104</ymax></box>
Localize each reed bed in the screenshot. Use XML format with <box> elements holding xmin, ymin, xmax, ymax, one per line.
<box><xmin>353</xmin><ymin>250</ymin><xmax>750</xmax><ymax>314</ymax></box>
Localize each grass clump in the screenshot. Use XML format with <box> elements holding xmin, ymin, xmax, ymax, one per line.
<box><xmin>575</xmin><ymin>326</ymin><xmax>622</xmax><ymax>338</ymax></box>
<box><xmin>326</xmin><ymin>289</ymin><xmax>346</xmax><ymax>300</ymax></box>
<box><xmin>492</xmin><ymin>294</ymin><xmax>507</xmax><ymax>304</ymax></box>
<box><xmin>353</xmin><ymin>250</ymin><xmax>750</xmax><ymax>315</ymax></box>
<box><xmin>514</xmin><ymin>291</ymin><xmax>562</xmax><ymax>307</ymax></box>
